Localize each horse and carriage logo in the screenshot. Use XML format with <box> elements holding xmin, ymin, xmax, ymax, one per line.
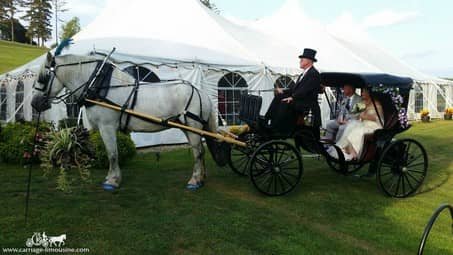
<box><xmin>25</xmin><ymin>232</ymin><xmax>66</xmax><ymax>248</ymax></box>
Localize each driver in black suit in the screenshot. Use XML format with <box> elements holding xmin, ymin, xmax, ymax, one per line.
<box><xmin>275</xmin><ymin>48</ymin><xmax>322</xmax><ymax>139</ymax></box>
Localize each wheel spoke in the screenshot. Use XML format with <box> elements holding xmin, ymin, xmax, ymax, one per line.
<box><xmin>393</xmin><ymin>174</ymin><xmax>402</xmax><ymax>197</ymax></box>
<box><xmin>387</xmin><ymin>174</ymin><xmax>399</xmax><ymax>192</ymax></box>
<box><xmin>406</xmin><ymin>153</ymin><xmax>424</xmax><ymax>166</ymax></box>
<box><xmin>280</xmin><ymin>172</ymin><xmax>295</xmax><ymax>187</ymax></box>
<box><xmin>404</xmin><ymin>142</ymin><xmax>411</xmax><ymax>161</ymax></box>
<box><xmin>401</xmin><ymin>173</ymin><xmax>406</xmax><ymax>196</ymax></box>
<box><xmin>406</xmin><ymin>169</ymin><xmax>426</xmax><ymax>175</ymax></box>
<box><xmin>406</xmin><ymin>162</ymin><xmax>425</xmax><ymax>168</ymax></box>
<box><xmin>406</xmin><ymin>171</ymin><xmax>423</xmax><ymax>185</ymax></box>
<box><xmin>252</xmin><ymin>167</ymin><xmax>272</xmax><ymax>178</ymax></box>
<box><xmin>280</xmin><ymin>157</ymin><xmax>299</xmax><ymax>167</ymax></box>
<box><xmin>403</xmin><ymin>173</ymin><xmax>415</xmax><ymax>192</ymax></box>
<box><xmin>255</xmin><ymin>155</ymin><xmax>270</xmax><ymax>169</ymax></box>
<box><xmin>277</xmin><ymin>174</ymin><xmax>287</xmax><ymax>192</ymax></box>
<box><xmin>281</xmin><ymin>170</ymin><xmax>299</xmax><ymax>179</ymax></box>
<box><xmin>273</xmin><ymin>174</ymin><xmax>278</xmax><ymax>194</ymax></box>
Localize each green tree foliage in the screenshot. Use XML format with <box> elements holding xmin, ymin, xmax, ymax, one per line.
<box><xmin>0</xmin><ymin>0</ymin><xmax>8</xmax><ymax>21</ymax></box>
<box><xmin>2</xmin><ymin>0</ymin><xmax>25</xmax><ymax>41</ymax></box>
<box><xmin>60</xmin><ymin>16</ymin><xmax>80</xmax><ymax>41</ymax></box>
<box><xmin>52</xmin><ymin>0</ymin><xmax>67</xmax><ymax>45</ymax></box>
<box><xmin>22</xmin><ymin>0</ymin><xmax>52</xmax><ymax>46</ymax></box>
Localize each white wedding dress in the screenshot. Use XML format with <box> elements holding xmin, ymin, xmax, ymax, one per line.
<box><xmin>336</xmin><ymin>103</ymin><xmax>384</xmax><ymax>158</ymax></box>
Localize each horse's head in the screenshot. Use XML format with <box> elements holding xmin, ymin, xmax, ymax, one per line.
<box><xmin>31</xmin><ymin>52</ymin><xmax>65</xmax><ymax>112</ymax></box>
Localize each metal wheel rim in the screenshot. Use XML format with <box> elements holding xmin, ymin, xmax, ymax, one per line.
<box><xmin>229</xmin><ymin>146</ymin><xmax>250</xmax><ymax>176</ymax></box>
<box><xmin>377</xmin><ymin>139</ymin><xmax>428</xmax><ymax>198</ymax></box>
<box><xmin>249</xmin><ymin>141</ymin><xmax>303</xmax><ymax>196</ymax></box>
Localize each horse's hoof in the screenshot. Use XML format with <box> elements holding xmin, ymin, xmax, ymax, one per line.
<box><xmin>102</xmin><ymin>183</ymin><xmax>117</xmax><ymax>192</ymax></box>
<box><xmin>186</xmin><ymin>182</ymin><xmax>204</xmax><ymax>191</ymax></box>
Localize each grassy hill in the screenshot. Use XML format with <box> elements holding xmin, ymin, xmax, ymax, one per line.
<box><xmin>0</xmin><ymin>40</ymin><xmax>47</xmax><ymax>74</ymax></box>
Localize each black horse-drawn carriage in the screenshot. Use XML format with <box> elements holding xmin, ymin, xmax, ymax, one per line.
<box><xmin>227</xmin><ymin>72</ymin><xmax>428</xmax><ymax>198</ymax></box>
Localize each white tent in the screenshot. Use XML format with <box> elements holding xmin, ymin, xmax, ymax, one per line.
<box><xmin>1</xmin><ymin>0</ymin><xmax>304</xmax><ymax>147</ymax></box>
<box><xmin>243</xmin><ymin>0</ymin><xmax>452</xmax><ymax>119</ymax></box>
<box><xmin>1</xmin><ymin>0</ymin><xmax>452</xmax><ymax>147</ymax></box>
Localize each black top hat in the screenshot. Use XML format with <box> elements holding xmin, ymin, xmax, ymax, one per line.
<box><xmin>299</xmin><ymin>48</ymin><xmax>317</xmax><ymax>62</ymax></box>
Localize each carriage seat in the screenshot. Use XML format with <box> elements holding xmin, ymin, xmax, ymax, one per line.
<box><xmin>360</xmin><ymin>111</ymin><xmax>400</xmax><ymax>162</ymax></box>
<box><xmin>238</xmin><ymin>94</ymin><xmax>264</xmax><ymax>128</ymax></box>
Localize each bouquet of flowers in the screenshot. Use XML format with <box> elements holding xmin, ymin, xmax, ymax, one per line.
<box><xmin>351</xmin><ymin>102</ymin><xmax>366</xmax><ymax>114</ymax></box>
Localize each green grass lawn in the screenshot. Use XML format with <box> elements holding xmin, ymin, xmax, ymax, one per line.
<box><xmin>1</xmin><ymin>121</ymin><xmax>452</xmax><ymax>254</ymax></box>
<box><xmin>0</xmin><ymin>40</ymin><xmax>47</xmax><ymax>74</ymax></box>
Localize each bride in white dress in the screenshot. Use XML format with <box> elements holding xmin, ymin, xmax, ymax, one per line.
<box><xmin>334</xmin><ymin>88</ymin><xmax>384</xmax><ymax>161</ymax></box>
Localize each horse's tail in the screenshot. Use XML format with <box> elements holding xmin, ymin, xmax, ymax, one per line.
<box><xmin>204</xmin><ymin>110</ymin><xmax>230</xmax><ymax>167</ymax></box>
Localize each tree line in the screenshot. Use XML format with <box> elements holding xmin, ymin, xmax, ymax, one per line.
<box><xmin>0</xmin><ymin>0</ymin><xmax>79</xmax><ymax>47</ymax></box>
<box><xmin>0</xmin><ymin>0</ymin><xmax>217</xmax><ymax>47</ymax></box>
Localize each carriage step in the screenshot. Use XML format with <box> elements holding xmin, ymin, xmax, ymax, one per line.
<box><xmin>302</xmin><ymin>154</ymin><xmax>321</xmax><ymax>159</ymax></box>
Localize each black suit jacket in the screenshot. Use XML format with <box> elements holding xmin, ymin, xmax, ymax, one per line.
<box><xmin>284</xmin><ymin>67</ymin><xmax>321</xmax><ymax>127</ymax></box>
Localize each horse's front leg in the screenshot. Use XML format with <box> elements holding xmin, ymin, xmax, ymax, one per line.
<box><xmin>99</xmin><ymin>124</ymin><xmax>122</xmax><ymax>191</ymax></box>
<box><xmin>185</xmin><ymin>132</ymin><xmax>206</xmax><ymax>191</ymax></box>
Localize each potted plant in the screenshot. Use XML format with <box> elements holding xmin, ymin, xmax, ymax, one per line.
<box><xmin>444</xmin><ymin>107</ymin><xmax>453</xmax><ymax>120</ymax></box>
<box><xmin>420</xmin><ymin>109</ymin><xmax>430</xmax><ymax>122</ymax></box>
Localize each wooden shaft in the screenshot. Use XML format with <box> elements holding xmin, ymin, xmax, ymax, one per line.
<box><xmin>85</xmin><ymin>99</ymin><xmax>247</xmax><ymax>147</ymax></box>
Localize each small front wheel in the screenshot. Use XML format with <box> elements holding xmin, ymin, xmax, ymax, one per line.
<box><xmin>249</xmin><ymin>140</ymin><xmax>303</xmax><ymax>196</ymax></box>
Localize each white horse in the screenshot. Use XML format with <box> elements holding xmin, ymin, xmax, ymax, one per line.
<box><xmin>32</xmin><ymin>52</ymin><xmax>221</xmax><ymax>191</ymax></box>
<box><xmin>49</xmin><ymin>234</ymin><xmax>66</xmax><ymax>247</ymax></box>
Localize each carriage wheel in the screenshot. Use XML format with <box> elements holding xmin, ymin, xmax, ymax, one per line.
<box><xmin>249</xmin><ymin>140</ymin><xmax>303</xmax><ymax>196</ymax></box>
<box><xmin>228</xmin><ymin>133</ymin><xmax>256</xmax><ymax>177</ymax></box>
<box><xmin>377</xmin><ymin>139</ymin><xmax>428</xmax><ymax>198</ymax></box>
<box><xmin>229</xmin><ymin>145</ymin><xmax>251</xmax><ymax>176</ymax></box>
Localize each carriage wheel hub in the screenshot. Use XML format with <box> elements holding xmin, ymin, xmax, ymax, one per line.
<box><xmin>402</xmin><ymin>167</ymin><xmax>408</xmax><ymax>173</ymax></box>
<box><xmin>274</xmin><ymin>167</ymin><xmax>281</xmax><ymax>173</ymax></box>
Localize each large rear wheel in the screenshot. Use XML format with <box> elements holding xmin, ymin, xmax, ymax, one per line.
<box><xmin>377</xmin><ymin>139</ymin><xmax>428</xmax><ymax>198</ymax></box>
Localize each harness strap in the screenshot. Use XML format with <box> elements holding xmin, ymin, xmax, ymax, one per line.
<box><xmin>182</xmin><ymin>85</ymin><xmax>206</xmax><ymax>126</ymax></box>
<box><xmin>119</xmin><ymin>76</ymin><xmax>140</xmax><ymax>131</ymax></box>
<box><xmin>184</xmin><ymin>111</ymin><xmax>208</xmax><ymax>126</ymax></box>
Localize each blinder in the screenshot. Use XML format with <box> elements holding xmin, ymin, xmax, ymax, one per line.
<box><xmin>34</xmin><ymin>57</ymin><xmax>56</xmax><ymax>92</ymax></box>
<box><xmin>32</xmin><ymin>57</ymin><xmax>56</xmax><ymax>112</ymax></box>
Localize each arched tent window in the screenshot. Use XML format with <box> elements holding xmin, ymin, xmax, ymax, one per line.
<box><xmin>414</xmin><ymin>86</ymin><xmax>424</xmax><ymax>114</ymax></box>
<box><xmin>0</xmin><ymin>83</ymin><xmax>7</xmax><ymax>121</ymax></box>
<box><xmin>437</xmin><ymin>86</ymin><xmax>446</xmax><ymax>113</ymax></box>
<box><xmin>123</xmin><ymin>65</ymin><xmax>160</xmax><ymax>83</ymax></box>
<box><xmin>218</xmin><ymin>72</ymin><xmax>248</xmax><ymax>125</ymax></box>
<box><xmin>274</xmin><ymin>76</ymin><xmax>295</xmax><ymax>89</ymax></box>
<box><xmin>15</xmin><ymin>81</ymin><xmax>24</xmax><ymax>121</ymax></box>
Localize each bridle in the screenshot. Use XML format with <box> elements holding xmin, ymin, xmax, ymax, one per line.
<box><xmin>33</xmin><ymin>56</ymin><xmax>104</xmax><ymax>104</ymax></box>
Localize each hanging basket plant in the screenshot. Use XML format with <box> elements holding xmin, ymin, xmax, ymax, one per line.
<box><xmin>40</xmin><ymin>127</ymin><xmax>94</xmax><ymax>192</ymax></box>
